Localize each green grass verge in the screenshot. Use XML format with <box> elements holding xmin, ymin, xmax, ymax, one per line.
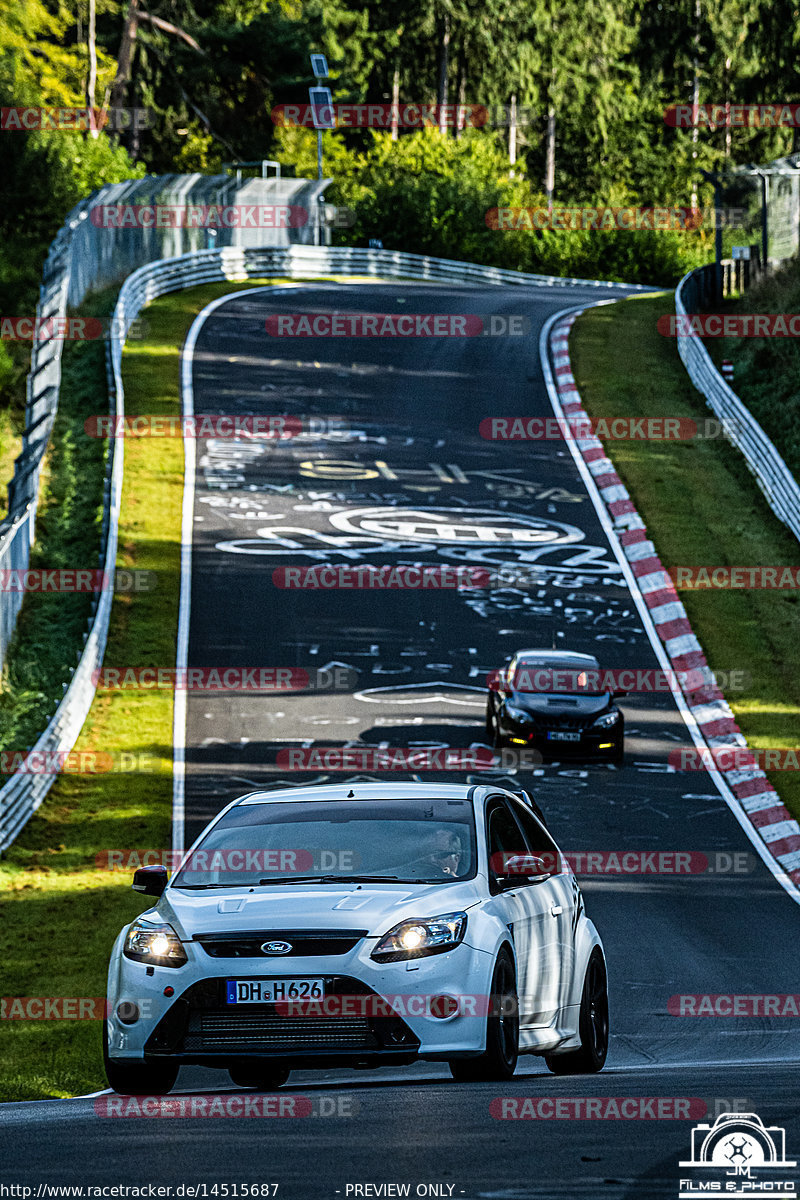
<box><xmin>570</xmin><ymin>293</ymin><xmax>800</xmax><ymax>817</ymax></box>
<box><xmin>0</xmin><ymin>277</ymin><xmax>290</xmax><ymax>1102</ymax></box>
<box><xmin>0</xmin><ymin>405</ymin><xmax>24</xmax><ymax>524</ymax></box>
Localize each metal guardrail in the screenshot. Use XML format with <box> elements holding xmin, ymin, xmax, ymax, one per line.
<box><xmin>103</xmin><ymin>243</ymin><xmax>657</xmax><ymax>292</ymax></box>
<box><xmin>0</xmin><ymin>239</ymin><xmax>652</xmax><ymax>852</ymax></box>
<box><xmin>675</xmin><ymin>265</ymin><xmax>800</xmax><ymax>543</ymax></box>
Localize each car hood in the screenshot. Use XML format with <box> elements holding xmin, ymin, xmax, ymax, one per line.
<box><xmin>160</xmin><ymin>879</ymin><xmax>483</xmax><ymax>941</ymax></box>
<box><xmin>509</xmin><ymin>691</ymin><xmax>612</xmax><ymax>717</ymax></box>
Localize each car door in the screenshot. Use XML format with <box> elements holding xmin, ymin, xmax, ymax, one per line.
<box><xmin>507</xmin><ymin>796</ymin><xmax>577</xmax><ymax>1019</ymax></box>
<box><xmin>484</xmin><ymin>796</ymin><xmax>559</xmax><ymax>1028</ymax></box>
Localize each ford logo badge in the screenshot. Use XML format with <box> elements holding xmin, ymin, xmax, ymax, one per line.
<box><xmin>261</xmin><ymin>940</ymin><xmax>293</xmax><ymax>955</ymax></box>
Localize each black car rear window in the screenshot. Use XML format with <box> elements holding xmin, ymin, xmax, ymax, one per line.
<box><xmin>511</xmin><ymin>657</ymin><xmax>602</xmax><ymax>693</ymax></box>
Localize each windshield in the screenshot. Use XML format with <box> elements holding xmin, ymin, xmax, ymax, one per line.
<box><xmin>172</xmin><ymin>798</ymin><xmax>478</xmax><ymax>887</ymax></box>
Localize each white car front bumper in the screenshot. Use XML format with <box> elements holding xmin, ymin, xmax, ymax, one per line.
<box><xmin>106</xmin><ymin>932</ymin><xmax>500</xmax><ymax>1065</ymax></box>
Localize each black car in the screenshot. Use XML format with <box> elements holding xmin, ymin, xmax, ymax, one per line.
<box><xmin>485</xmin><ymin>649</ymin><xmax>625</xmax><ymax>764</ymax></box>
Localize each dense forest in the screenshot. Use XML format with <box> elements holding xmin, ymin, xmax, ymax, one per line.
<box><xmin>1</xmin><ymin>0</ymin><xmax>798</xmax><ymax>404</ymax></box>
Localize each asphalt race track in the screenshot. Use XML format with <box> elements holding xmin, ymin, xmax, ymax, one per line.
<box><xmin>3</xmin><ymin>280</ymin><xmax>800</xmax><ymax>1196</ymax></box>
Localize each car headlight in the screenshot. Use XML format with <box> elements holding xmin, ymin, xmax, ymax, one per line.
<box><xmin>123</xmin><ymin>918</ymin><xmax>188</xmax><ymax>968</ymax></box>
<box><xmin>371</xmin><ymin>912</ymin><xmax>468</xmax><ymax>963</ymax></box>
<box><xmin>504</xmin><ymin>705</ymin><xmax>532</xmax><ymax>724</ymax></box>
<box><xmin>592</xmin><ymin>709</ymin><xmax>621</xmax><ymax>729</ymax></box>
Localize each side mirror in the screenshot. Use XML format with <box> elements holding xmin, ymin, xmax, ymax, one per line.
<box><xmin>487</xmin><ymin>669</ymin><xmax>506</xmax><ymax>692</ymax></box>
<box><xmin>490</xmin><ymin>852</ymin><xmax>552</xmax><ymax>886</ymax></box>
<box><xmin>132</xmin><ymin>865</ymin><xmax>168</xmax><ymax>896</ymax></box>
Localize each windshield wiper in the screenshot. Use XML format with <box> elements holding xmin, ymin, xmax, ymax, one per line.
<box><xmin>172</xmin><ymin>883</ymin><xmax>239</xmax><ymax>889</ymax></box>
<box><xmin>256</xmin><ymin>874</ymin><xmax>411</xmax><ymax>885</ymax></box>
<box><xmin>174</xmin><ymin>874</ymin><xmax>418</xmax><ymax>890</ymax></box>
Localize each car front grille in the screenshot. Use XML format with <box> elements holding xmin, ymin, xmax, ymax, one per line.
<box><xmin>186</xmin><ymin>1012</ymin><xmax>376</xmax><ymax>1051</ymax></box>
<box><xmin>193</xmin><ymin>929</ymin><xmax>368</xmax><ymax>958</ymax></box>
<box><xmin>144</xmin><ymin>976</ymin><xmax>420</xmax><ymax>1057</ymax></box>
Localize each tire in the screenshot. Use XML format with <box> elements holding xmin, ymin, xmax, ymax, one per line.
<box><xmin>228</xmin><ymin>1065</ymin><xmax>291</xmax><ymax>1090</ymax></box>
<box><xmin>103</xmin><ymin>1022</ymin><xmax>178</xmax><ymax>1095</ymax></box>
<box><xmin>449</xmin><ymin>951</ymin><xmax>518</xmax><ymax>1082</ymax></box>
<box><xmin>544</xmin><ymin>949</ymin><xmax>608</xmax><ymax>1075</ymax></box>
<box><xmin>490</xmin><ymin>710</ymin><xmax>505</xmax><ymax>750</ymax></box>
<box><xmin>485</xmin><ymin>704</ymin><xmax>495</xmax><ymax>744</ymax></box>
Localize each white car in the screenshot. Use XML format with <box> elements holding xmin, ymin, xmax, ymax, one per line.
<box><xmin>104</xmin><ymin>783</ymin><xmax>608</xmax><ymax>1094</ymax></box>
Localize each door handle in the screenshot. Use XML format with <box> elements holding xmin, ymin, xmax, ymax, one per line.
<box><xmin>550</xmin><ymin>904</ymin><xmax>563</xmax><ymax>916</ymax></box>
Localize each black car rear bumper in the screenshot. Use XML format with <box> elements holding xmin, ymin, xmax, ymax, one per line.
<box><xmin>503</xmin><ymin>729</ymin><xmax>623</xmax><ymax>759</ymax></box>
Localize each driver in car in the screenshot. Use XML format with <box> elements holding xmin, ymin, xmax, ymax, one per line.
<box><xmin>400</xmin><ymin>827</ymin><xmax>464</xmax><ymax>879</ymax></box>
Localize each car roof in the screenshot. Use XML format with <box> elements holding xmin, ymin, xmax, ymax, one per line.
<box><xmin>235</xmin><ymin>782</ymin><xmax>480</xmax><ymax>806</ymax></box>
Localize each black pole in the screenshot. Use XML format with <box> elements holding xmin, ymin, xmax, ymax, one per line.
<box><xmin>714</xmin><ymin>179</ymin><xmax>723</xmax><ymax>303</ymax></box>
<box><xmin>760</xmin><ymin>173</ymin><xmax>768</xmax><ymax>273</ymax></box>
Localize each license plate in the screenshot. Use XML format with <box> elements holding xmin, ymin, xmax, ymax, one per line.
<box><xmin>226</xmin><ymin>978</ymin><xmax>325</xmax><ymax>1004</ymax></box>
<box><xmin>547</xmin><ymin>730</ymin><xmax>581</xmax><ymax>742</ymax></box>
